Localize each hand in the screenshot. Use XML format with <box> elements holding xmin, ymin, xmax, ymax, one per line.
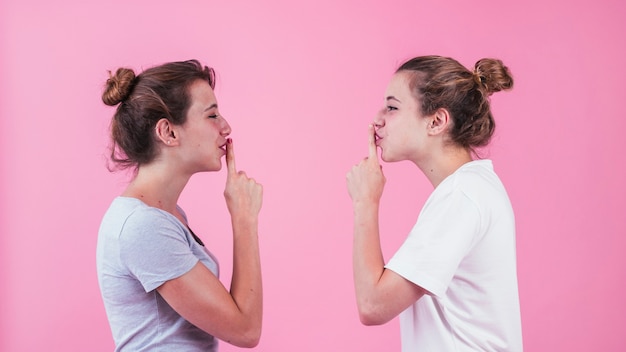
<box><xmin>346</xmin><ymin>124</ymin><xmax>386</xmax><ymax>204</ymax></box>
<box><xmin>224</xmin><ymin>138</ymin><xmax>263</xmax><ymax>219</ymax></box>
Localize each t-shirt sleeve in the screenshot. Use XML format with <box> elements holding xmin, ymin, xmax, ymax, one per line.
<box><xmin>385</xmin><ymin>187</ymin><xmax>481</xmax><ymax>297</ymax></box>
<box><xmin>119</xmin><ymin>208</ymin><xmax>199</xmax><ymax>293</ymax></box>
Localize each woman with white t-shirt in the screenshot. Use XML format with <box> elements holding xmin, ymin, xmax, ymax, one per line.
<box><xmin>347</xmin><ymin>55</ymin><xmax>523</xmax><ymax>351</ymax></box>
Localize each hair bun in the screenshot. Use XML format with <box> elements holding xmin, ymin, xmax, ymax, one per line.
<box><xmin>102</xmin><ymin>68</ymin><xmax>136</xmax><ymax>106</ymax></box>
<box><xmin>474</xmin><ymin>58</ymin><xmax>513</xmax><ymax>95</ymax></box>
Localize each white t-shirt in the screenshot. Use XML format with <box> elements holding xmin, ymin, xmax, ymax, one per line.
<box><xmin>385</xmin><ymin>160</ymin><xmax>523</xmax><ymax>351</ymax></box>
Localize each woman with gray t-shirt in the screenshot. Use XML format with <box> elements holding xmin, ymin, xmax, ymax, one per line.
<box><xmin>97</xmin><ymin>60</ymin><xmax>263</xmax><ymax>351</ymax></box>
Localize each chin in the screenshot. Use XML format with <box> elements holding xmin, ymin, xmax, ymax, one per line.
<box><xmin>203</xmin><ymin>161</ymin><xmax>222</xmax><ymax>172</ymax></box>
<box><xmin>381</xmin><ymin>153</ymin><xmax>400</xmax><ymax>163</ymax></box>
<box><xmin>380</xmin><ymin>150</ymin><xmax>391</xmax><ymax>162</ymax></box>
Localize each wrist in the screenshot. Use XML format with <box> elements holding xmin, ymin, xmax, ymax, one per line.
<box><xmin>231</xmin><ymin>215</ymin><xmax>259</xmax><ymax>233</ymax></box>
<box><xmin>352</xmin><ymin>198</ymin><xmax>380</xmax><ymax>210</ymax></box>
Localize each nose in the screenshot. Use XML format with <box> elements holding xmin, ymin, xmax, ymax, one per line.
<box><xmin>373</xmin><ymin>110</ymin><xmax>385</xmax><ymax>128</ymax></box>
<box><xmin>220</xmin><ymin>115</ymin><xmax>231</xmax><ymax>137</ymax></box>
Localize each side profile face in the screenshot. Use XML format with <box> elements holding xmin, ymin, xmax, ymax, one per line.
<box><xmin>176</xmin><ymin>79</ymin><xmax>231</xmax><ymax>173</ymax></box>
<box><xmin>373</xmin><ymin>71</ymin><xmax>430</xmax><ymax>163</ymax></box>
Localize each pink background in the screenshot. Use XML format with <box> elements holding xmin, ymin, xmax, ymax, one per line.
<box><xmin>1</xmin><ymin>0</ymin><xmax>625</xmax><ymax>351</ymax></box>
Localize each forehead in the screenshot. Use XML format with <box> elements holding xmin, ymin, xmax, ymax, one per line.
<box><xmin>188</xmin><ymin>79</ymin><xmax>217</xmax><ymax>108</ymax></box>
<box><xmin>385</xmin><ymin>71</ymin><xmax>418</xmax><ymax>103</ymax></box>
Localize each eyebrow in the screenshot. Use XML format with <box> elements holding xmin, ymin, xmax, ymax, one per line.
<box><xmin>204</xmin><ymin>103</ymin><xmax>218</xmax><ymax>111</ymax></box>
<box><xmin>386</xmin><ymin>96</ymin><xmax>401</xmax><ymax>103</ymax></box>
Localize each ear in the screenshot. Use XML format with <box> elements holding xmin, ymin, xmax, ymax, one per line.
<box><xmin>427</xmin><ymin>108</ymin><xmax>451</xmax><ymax>136</ymax></box>
<box><xmin>155</xmin><ymin>118</ymin><xmax>180</xmax><ymax>146</ymax></box>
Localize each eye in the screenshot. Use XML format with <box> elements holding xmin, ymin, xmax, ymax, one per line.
<box><xmin>386</xmin><ymin>106</ymin><xmax>397</xmax><ymax>112</ymax></box>
<box><xmin>208</xmin><ymin>114</ymin><xmax>219</xmax><ymax>119</ymax></box>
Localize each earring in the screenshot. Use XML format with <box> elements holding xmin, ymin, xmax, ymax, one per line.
<box><xmin>167</xmin><ymin>140</ymin><xmax>171</xmax><ymax>144</ymax></box>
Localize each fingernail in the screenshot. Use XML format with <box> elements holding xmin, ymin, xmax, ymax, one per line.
<box><xmin>227</xmin><ymin>138</ymin><xmax>232</xmax><ymax>144</ymax></box>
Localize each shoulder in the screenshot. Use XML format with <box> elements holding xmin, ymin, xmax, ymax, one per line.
<box><xmin>453</xmin><ymin>159</ymin><xmax>495</xmax><ymax>182</ymax></box>
<box><xmin>447</xmin><ymin>160</ymin><xmax>506</xmax><ymax>198</ymax></box>
<box><xmin>423</xmin><ymin>160</ymin><xmax>505</xmax><ymax>217</ymax></box>
<box><xmin>112</xmin><ymin>198</ymin><xmax>186</xmax><ymax>241</ymax></box>
<box><xmin>445</xmin><ymin>160</ymin><xmax>514</xmax><ymax>224</ymax></box>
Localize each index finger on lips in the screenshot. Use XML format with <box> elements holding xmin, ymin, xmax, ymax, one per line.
<box><xmin>368</xmin><ymin>124</ymin><xmax>378</xmax><ymax>162</ymax></box>
<box><xmin>226</xmin><ymin>138</ymin><xmax>237</xmax><ymax>174</ymax></box>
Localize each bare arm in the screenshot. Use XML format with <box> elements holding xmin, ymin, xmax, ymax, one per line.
<box><xmin>347</xmin><ymin>125</ymin><xmax>425</xmax><ymax>326</ymax></box>
<box><xmin>158</xmin><ymin>138</ymin><xmax>263</xmax><ymax>347</ymax></box>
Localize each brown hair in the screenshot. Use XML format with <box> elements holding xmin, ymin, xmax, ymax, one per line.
<box><xmin>397</xmin><ymin>55</ymin><xmax>513</xmax><ymax>149</ymax></box>
<box><xmin>102</xmin><ymin>60</ymin><xmax>215</xmax><ymax>170</ymax></box>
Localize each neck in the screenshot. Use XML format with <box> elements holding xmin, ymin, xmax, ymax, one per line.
<box><xmin>122</xmin><ymin>161</ymin><xmax>191</xmax><ymax>215</ymax></box>
<box><xmin>414</xmin><ymin>145</ymin><xmax>473</xmax><ymax>188</ymax></box>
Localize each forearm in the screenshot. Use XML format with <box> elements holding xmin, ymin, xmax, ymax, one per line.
<box><xmin>352</xmin><ymin>201</ymin><xmax>386</xmax><ymax>322</ymax></box>
<box><xmin>229</xmin><ymin>216</ymin><xmax>263</xmax><ymax>343</ymax></box>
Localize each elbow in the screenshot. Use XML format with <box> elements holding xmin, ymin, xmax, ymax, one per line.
<box><xmin>241</xmin><ymin>330</ymin><xmax>261</xmax><ymax>348</ymax></box>
<box><xmin>357</xmin><ymin>301</ymin><xmax>391</xmax><ymax>326</ymax></box>
<box><xmin>359</xmin><ymin>311</ymin><xmax>388</xmax><ymax>326</ymax></box>
<box><xmin>230</xmin><ymin>324</ymin><xmax>262</xmax><ymax>348</ymax></box>
<box><xmin>235</xmin><ymin>337</ymin><xmax>260</xmax><ymax>349</ymax></box>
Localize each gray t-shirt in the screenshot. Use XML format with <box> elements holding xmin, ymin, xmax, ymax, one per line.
<box><xmin>97</xmin><ymin>197</ymin><xmax>219</xmax><ymax>351</ymax></box>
